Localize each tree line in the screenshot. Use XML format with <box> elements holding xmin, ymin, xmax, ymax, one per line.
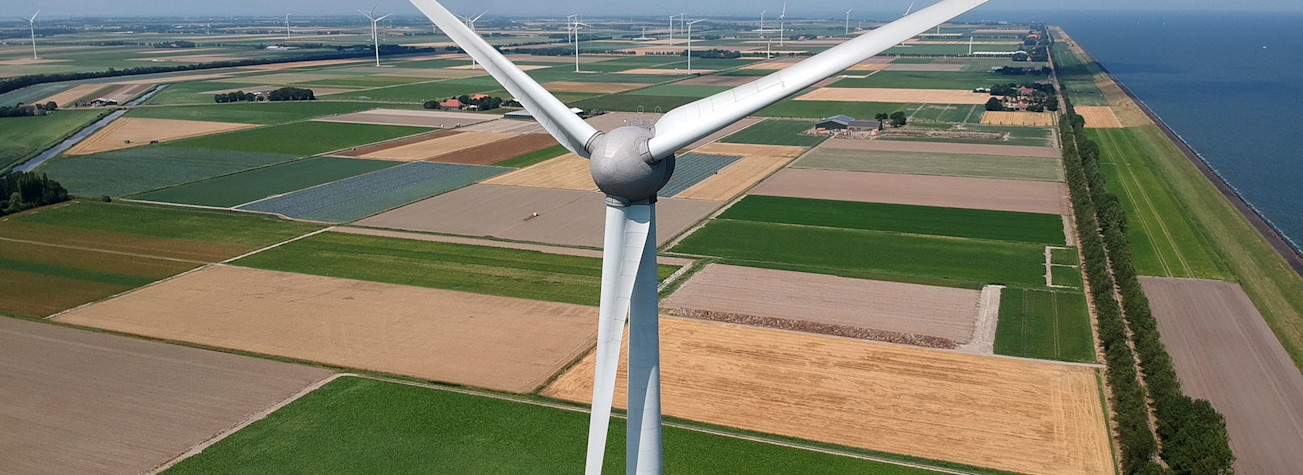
<box><xmin>0</xmin><ymin>102</ymin><xmax>58</xmax><ymax>118</ymax></box>
<box><xmin>0</xmin><ymin>172</ymin><xmax>68</xmax><ymax>216</ymax></box>
<box><xmin>214</xmin><ymin>87</ymin><xmax>315</xmax><ymax>103</ymax></box>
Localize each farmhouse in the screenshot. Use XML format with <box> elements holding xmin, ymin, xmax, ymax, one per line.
<box><xmin>439</xmin><ymin>98</ymin><xmax>464</xmax><ymax>110</ymax></box>
<box><xmin>89</xmin><ymin>97</ymin><xmax>118</xmax><ymax>107</ymax></box>
<box><xmin>815</xmin><ymin>115</ymin><xmax>881</xmax><ymax>133</ymax></box>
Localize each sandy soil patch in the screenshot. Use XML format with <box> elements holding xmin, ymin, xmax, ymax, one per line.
<box><xmin>886</xmin><ymin>63</ymin><xmax>966</xmax><ymax>72</ymax></box>
<box><xmin>357</xmin><ymin>131</ymin><xmax>514</xmax><ymax>162</ymax></box>
<box><xmin>433</xmin><ymin>133</ymin><xmax>558</xmax><ymax>165</ymax></box>
<box><xmin>754</xmin><ymin>168</ymin><xmax>1069</xmax><ymax>215</ymax></box>
<box><xmin>1140</xmin><ymin>277</ymin><xmax>1303</xmax><ymax>475</ymax></box>
<box><xmin>544</xmin><ymin>317</ymin><xmax>1114</xmax><ymax>475</ymax></box>
<box><xmin>315</xmin><ymin>108</ymin><xmax>497</xmax><ymax>128</ymax></box>
<box><xmin>981</xmin><ymin>111</ymin><xmax>1059</xmax><ymax>127</ymax></box>
<box><xmin>66</xmin><ymin>118</ymin><xmax>258</xmax><ymax>155</ymax></box>
<box><xmin>543</xmin><ymin>81</ymin><xmax>649</xmax><ymax>94</ymax></box>
<box><xmin>239</xmin><ymin>58</ymin><xmax>367</xmax><ymax>71</ymax></box>
<box><xmin>664</xmin><ymin>264</ymin><xmax>979</xmax><ymax>345</ymax></box>
<box><xmin>357</xmin><ymin>184</ymin><xmax>720</xmax><ymax>248</ymax></box>
<box><xmin>461</xmin><ymin>119</ymin><xmax>547</xmax><ymax>135</ymax></box>
<box><xmin>56</xmin><ymin>265</ymin><xmax>599</xmax><ymax>394</ymax></box>
<box><xmin>1074</xmin><ymin>106</ymin><xmax>1124</xmax><ymax>128</ymax></box>
<box><xmin>798</xmin><ymin>87</ymin><xmax>991</xmax><ymax>105</ymax></box>
<box><xmin>823</xmin><ymin>136</ymin><xmax>1061</xmax><ymax>158</ymax></box>
<box><xmin>0</xmin><ymin>317</ymin><xmax>330</xmax><ymax>474</ymax></box>
<box><xmin>482</xmin><ymin>153</ymin><xmax>597</xmax><ymax>191</ymax></box>
<box><xmin>35</xmin><ymin>84</ymin><xmax>104</xmax><ymax>107</ymax></box>
<box><xmin>619</xmin><ymin>68</ymin><xmax>712</xmax><ymax>75</ymax></box>
<box><xmin>674</xmin><ymin>142</ymin><xmax>807</xmax><ymax>201</ymax></box>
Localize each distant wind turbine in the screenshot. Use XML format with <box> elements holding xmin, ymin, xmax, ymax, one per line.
<box><xmin>845</xmin><ymin>9</ymin><xmax>853</xmax><ymax>35</ymax></box>
<box><xmin>686</xmin><ymin>19</ymin><xmax>705</xmax><ymax>74</ymax></box>
<box><xmin>285</xmin><ymin>14</ymin><xmax>292</xmax><ymax>41</ymax></box>
<box><xmin>758</xmin><ymin>9</ymin><xmax>767</xmax><ymax>34</ymax></box>
<box><xmin>905</xmin><ymin>2</ymin><xmax>916</xmax><ymax>16</ymax></box>
<box><xmin>359</xmin><ymin>7</ymin><xmax>392</xmax><ymax>67</ymax></box>
<box><xmin>778</xmin><ymin>2</ymin><xmax>786</xmax><ymax>47</ymax></box>
<box><xmin>459</xmin><ymin>11</ymin><xmax>487</xmax><ymax>69</ymax></box>
<box><xmin>570</xmin><ymin>21</ymin><xmax>591</xmax><ymax>73</ymax></box>
<box><xmin>19</xmin><ymin>10</ymin><xmax>39</xmax><ymax>60</ymax></box>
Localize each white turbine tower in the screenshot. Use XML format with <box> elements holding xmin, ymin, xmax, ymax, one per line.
<box><xmin>407</xmin><ymin>1</ymin><xmax>990</xmax><ymax>474</ymax></box>
<box><xmin>778</xmin><ymin>2</ymin><xmax>786</xmax><ymax>47</ymax></box>
<box><xmin>21</xmin><ymin>10</ymin><xmax>39</xmax><ymax>60</ymax></box>
<box><xmin>758</xmin><ymin>9</ymin><xmax>766</xmax><ymax>35</ymax></box>
<box><xmin>686</xmin><ymin>19</ymin><xmax>704</xmax><ymax>75</ymax></box>
<box><xmin>459</xmin><ymin>11</ymin><xmax>487</xmax><ymax>69</ymax></box>
<box><xmin>285</xmin><ymin>14</ymin><xmax>292</xmax><ymax>41</ymax></box>
<box><xmin>845</xmin><ymin>9</ymin><xmax>853</xmax><ymax>35</ymax></box>
<box><xmin>571</xmin><ymin>21</ymin><xmax>591</xmax><ymax>73</ymax></box>
<box><xmin>566</xmin><ymin>14</ymin><xmax>577</xmax><ymax>44</ymax></box>
<box><xmin>359</xmin><ymin>7</ymin><xmax>392</xmax><ymax>67</ymax></box>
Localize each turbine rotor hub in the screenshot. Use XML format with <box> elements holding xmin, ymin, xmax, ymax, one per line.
<box><xmin>589</xmin><ymin>126</ymin><xmax>674</xmax><ymax>204</ymax></box>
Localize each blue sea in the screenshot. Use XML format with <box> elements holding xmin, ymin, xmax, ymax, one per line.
<box><xmin>1035</xmin><ymin>11</ymin><xmax>1303</xmax><ymax>254</ymax></box>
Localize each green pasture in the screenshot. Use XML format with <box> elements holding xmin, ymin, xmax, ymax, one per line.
<box><xmin>994</xmin><ymin>288</ymin><xmax>1096</xmax><ymax>363</ymax></box>
<box><xmin>881</xmin><ymin>123</ymin><xmax>1055</xmax><ymax>147</ymax></box>
<box><xmin>171</xmin><ymin>121</ymin><xmax>427</xmax><ymax>156</ymax></box>
<box><xmin>757</xmin><ymin>99</ymin><xmax>910</xmax><ymax>120</ymax></box>
<box><xmin>329</xmin><ymin>78</ymin><xmax>502</xmax><ymax>103</ymax></box>
<box><xmin>634</xmin><ymin>84</ymin><xmax>730</xmax><ymax>97</ymax></box>
<box><xmin>495</xmin><ymin>144</ymin><xmax>568</xmax><ymax>168</ymax></box>
<box><xmin>721</xmin><ymin>196</ymin><xmax>1066</xmax><ymax>245</ymax></box>
<box><xmin>13</xmin><ymin>200</ymin><xmax>321</xmax><ymax>247</ymax></box>
<box><xmin>1052</xmin><ymin>265</ymin><xmax>1084</xmax><ymax>288</ymax></box>
<box><xmin>1050</xmin><ymin>44</ymin><xmax>1107</xmax><ymax>106</ymax></box>
<box><xmin>0</xmin><ymin>83</ymin><xmax>69</xmax><ymax>107</ymax></box>
<box><xmin>41</xmin><ymin>146</ymin><xmax>297</xmax><ymax>197</ymax></box>
<box><xmin>164</xmin><ymin>376</ymin><xmax>947</xmax><ymax>475</ymax></box>
<box><xmin>234</xmin><ymin>231</ymin><xmax>676</xmax><ymax>307</ymax></box>
<box><xmin>831</xmin><ymin>71</ymin><xmax>1000</xmax><ymax>90</ymax></box>
<box><xmin>571</xmin><ymin>94</ymin><xmax>700</xmax><ymax>113</ymax></box>
<box><xmin>884</xmin><ymin>44</ymin><xmax>1011</xmax><ymax>56</ymax></box>
<box><xmin>127</xmin><ymin>101</ymin><xmax>383</xmax><ymax>124</ymax></box>
<box><xmin>720</xmin><ymin>120</ymin><xmax>825</xmax><ymax>147</ymax></box>
<box><xmin>131</xmin><ymin>157</ymin><xmax>399</xmax><ymax>207</ymax></box>
<box><xmin>140</xmin><ymin>81</ymin><xmax>266</xmax><ymax>106</ymax></box>
<box><xmin>0</xmin><ymin>109</ymin><xmax>107</xmax><ymax>171</ymax></box>
<box><xmin>794</xmin><ymin>148</ymin><xmax>1063</xmax><ymax>182</ymax></box>
<box><xmin>297</xmin><ymin>75</ymin><xmax>426</xmax><ymax>88</ymax></box>
<box><xmin>1051</xmin><ymin>247</ymin><xmax>1080</xmax><ymax>266</ymax></box>
<box><xmin>905</xmin><ymin>103</ymin><xmax>986</xmax><ymax>124</ymax></box>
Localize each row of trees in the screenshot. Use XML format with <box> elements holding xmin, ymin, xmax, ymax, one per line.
<box><xmin>0</xmin><ymin>172</ymin><xmax>68</xmax><ymax>216</ymax></box>
<box><xmin>0</xmin><ymin>102</ymin><xmax>57</xmax><ymax>118</ymax></box>
<box><xmin>1060</xmin><ymin>98</ymin><xmax>1234</xmax><ymax>474</ymax></box>
<box><xmin>214</xmin><ymin>87</ymin><xmax>315</xmax><ymax>103</ymax></box>
<box><xmin>873</xmin><ymin>112</ymin><xmax>908</xmax><ymax>128</ymax></box>
<box><xmin>422</xmin><ymin>95</ymin><xmax>512</xmax><ymax>112</ymax></box>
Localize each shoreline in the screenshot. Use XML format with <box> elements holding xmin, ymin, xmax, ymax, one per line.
<box><xmin>1082</xmin><ymin>53</ymin><xmax>1303</xmax><ymax>277</ymax></box>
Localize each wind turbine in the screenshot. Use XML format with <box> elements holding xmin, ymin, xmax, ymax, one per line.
<box><xmin>758</xmin><ymin>9</ymin><xmax>767</xmax><ymax>34</ymax></box>
<box><xmin>778</xmin><ymin>2</ymin><xmax>786</xmax><ymax>47</ymax></box>
<box><xmin>571</xmin><ymin>21</ymin><xmax>592</xmax><ymax>73</ymax></box>
<box><xmin>845</xmin><ymin>9</ymin><xmax>853</xmax><ymax>35</ymax></box>
<box><xmin>20</xmin><ymin>10</ymin><xmax>39</xmax><ymax>60</ymax></box>
<box><xmin>285</xmin><ymin>14</ymin><xmax>292</xmax><ymax>41</ymax></box>
<box><xmin>359</xmin><ymin>7</ymin><xmax>392</xmax><ymax>67</ymax></box>
<box><xmin>567</xmin><ymin>14</ymin><xmax>577</xmax><ymax>44</ymax></box>
<box><xmin>406</xmin><ymin>0</ymin><xmax>990</xmax><ymax>473</ymax></box>
<box><xmin>459</xmin><ymin>11</ymin><xmax>487</xmax><ymax>69</ymax></box>
<box><xmin>905</xmin><ymin>2</ymin><xmax>917</xmax><ymax>16</ymax></box>
<box><xmin>685</xmin><ymin>19</ymin><xmax>705</xmax><ymax>74</ymax></box>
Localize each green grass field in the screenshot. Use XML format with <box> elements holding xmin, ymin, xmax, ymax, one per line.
<box><xmin>131</xmin><ymin>157</ymin><xmax>400</xmax><ymax>207</ymax></box>
<box><xmin>994</xmin><ymin>288</ymin><xmax>1096</xmax><ymax>363</ymax></box>
<box><xmin>495</xmin><ymin>144</ymin><xmax>568</xmax><ymax>168</ymax></box>
<box><xmin>14</xmin><ymin>200</ymin><xmax>321</xmax><ymax>247</ymax></box>
<box><xmin>170</xmin><ymin>121</ymin><xmax>427</xmax><ymax>156</ymax></box>
<box><xmin>831</xmin><ymin>71</ymin><xmax>1000</xmax><ymax>90</ymax></box>
<box><xmin>884</xmin><ymin>44</ymin><xmax>1011</xmax><ymax>56</ymax></box>
<box><xmin>905</xmin><ymin>103</ymin><xmax>986</xmax><ymax>124</ymax></box>
<box><xmin>164</xmin><ymin>376</ymin><xmax>945</xmax><ymax>475</ymax></box>
<box><xmin>720</xmin><ymin>120</ymin><xmax>826</xmax><ymax>147</ymax></box>
<box><xmin>127</xmin><ymin>101</ymin><xmax>384</xmax><ymax>124</ymax></box>
<box><xmin>720</xmin><ymin>196</ymin><xmax>1067</xmax><ymax>245</ymax></box>
<box><xmin>1052</xmin><ymin>265</ymin><xmax>1084</xmax><ymax>288</ymax></box>
<box><xmin>330</xmin><ymin>78</ymin><xmax>502</xmax><ymax>103</ymax></box>
<box><xmin>634</xmin><ymin>84</ymin><xmax>730</xmax><ymax>97</ymax></box>
<box><xmin>42</xmin><ymin>146</ymin><xmax>299</xmax><ymax>197</ymax></box>
<box><xmin>1088</xmin><ymin>127</ymin><xmax>1230</xmax><ymax>279</ymax></box>
<box><xmin>882</xmin><ymin>123</ymin><xmax>1055</xmax><ymax>147</ymax></box>
<box><xmin>757</xmin><ymin>99</ymin><xmax>910</xmax><ymax>120</ymax></box>
<box><xmin>571</xmin><ymin>94</ymin><xmax>701</xmax><ymax>113</ymax></box>
<box><xmin>0</xmin><ymin>109</ymin><xmax>108</xmax><ymax>172</ymax></box>
<box><xmin>1051</xmin><ymin>44</ymin><xmax>1107</xmax><ymax>106</ymax></box>
<box><xmin>1051</xmin><ymin>247</ymin><xmax>1080</xmax><ymax>266</ymax></box>
<box><xmin>297</xmin><ymin>75</ymin><xmax>426</xmax><ymax>88</ymax></box>
<box><xmin>234</xmin><ymin>231</ymin><xmax>675</xmax><ymax>306</ymax></box>
<box><xmin>139</xmin><ymin>81</ymin><xmax>266</xmax><ymax>106</ymax></box>
<box><xmin>794</xmin><ymin>148</ymin><xmax>1063</xmax><ymax>182</ymax></box>
<box><xmin>670</xmin><ymin>219</ymin><xmax>1048</xmax><ymax>288</ymax></box>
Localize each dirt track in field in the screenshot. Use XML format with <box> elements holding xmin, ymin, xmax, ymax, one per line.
<box><xmin>797</xmin><ymin>87</ymin><xmax>991</xmax><ymax>105</ymax></box>
<box><xmin>753</xmin><ymin>168</ymin><xmax>1069</xmax><ymax>215</ymax></box>
<box><xmin>544</xmin><ymin>317</ymin><xmax>1113</xmax><ymax>475</ymax></box>
<box><xmin>0</xmin><ymin>317</ymin><xmax>331</xmax><ymax>474</ymax></box>
<box><xmin>55</xmin><ymin>266</ymin><xmax>599</xmax><ymax>394</ymax></box>
<box><xmin>674</xmin><ymin>143</ymin><xmax>807</xmax><ymax>201</ymax></box>
<box><xmin>482</xmin><ymin>153</ymin><xmax>597</xmax><ymax>191</ymax></box>
<box><xmin>1073</xmin><ymin>106</ymin><xmax>1124</xmax><ymax>128</ymax></box>
<box><xmin>980</xmin><ymin>111</ymin><xmax>1058</xmax><ymax>127</ymax></box>
<box><xmin>358</xmin><ymin>131</ymin><xmax>514</xmax><ymax>162</ymax></box>
<box><xmin>663</xmin><ymin>264</ymin><xmax>980</xmax><ymax>343</ymax></box>
<box><xmin>432</xmin><ymin>134</ymin><xmax>559</xmax><ymax>165</ymax></box>
<box><xmin>1140</xmin><ymin>277</ymin><xmax>1303</xmax><ymax>475</ymax></box>
<box><xmin>822</xmin><ymin>137</ymin><xmax>1061</xmax><ymax>158</ymax></box>
<box><xmin>314</xmin><ymin>108</ymin><xmax>497</xmax><ymax>128</ymax></box>
<box><xmin>65</xmin><ymin>118</ymin><xmax>258</xmax><ymax>155</ymax></box>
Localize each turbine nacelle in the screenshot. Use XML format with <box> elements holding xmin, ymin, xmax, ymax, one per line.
<box><xmin>589</xmin><ymin>127</ymin><xmax>674</xmax><ymax>204</ymax></box>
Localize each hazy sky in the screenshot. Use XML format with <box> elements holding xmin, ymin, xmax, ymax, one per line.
<box><xmin>12</xmin><ymin>0</ymin><xmax>1303</xmax><ymax>19</ymax></box>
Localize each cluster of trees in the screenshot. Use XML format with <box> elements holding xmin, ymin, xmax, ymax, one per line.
<box><xmin>422</xmin><ymin>95</ymin><xmax>510</xmax><ymax>111</ymax></box>
<box><xmin>152</xmin><ymin>40</ymin><xmax>196</xmax><ymax>49</ymax></box>
<box><xmin>0</xmin><ymin>172</ymin><xmax>68</xmax><ymax>216</ymax></box>
<box><xmin>268</xmin><ymin>87</ymin><xmax>314</xmax><ymax>101</ymax></box>
<box><xmin>1060</xmin><ymin>98</ymin><xmax>1234</xmax><ymax>474</ymax></box>
<box><xmin>874</xmin><ymin>112</ymin><xmax>908</xmax><ymax>128</ymax></box>
<box><xmin>985</xmin><ymin>82</ymin><xmax>1058</xmax><ymax>113</ymax></box>
<box><xmin>214</xmin><ymin>91</ymin><xmax>259</xmax><ymax>103</ymax></box>
<box><xmin>1013</xmin><ymin>45</ymin><xmax>1050</xmax><ymax>62</ymax></box>
<box><xmin>0</xmin><ymin>102</ymin><xmax>57</xmax><ymax>117</ymax></box>
<box><xmin>994</xmin><ymin>65</ymin><xmax>1051</xmax><ymax>76</ymax></box>
<box><xmin>684</xmin><ymin>49</ymin><xmax>741</xmax><ymax>59</ymax></box>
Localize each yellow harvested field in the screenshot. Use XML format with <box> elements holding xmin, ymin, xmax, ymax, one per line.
<box><xmin>35</xmin><ymin>84</ymin><xmax>104</xmax><ymax>107</ymax></box>
<box><xmin>66</xmin><ymin>118</ymin><xmax>257</xmax><ymax>155</ymax></box>
<box><xmin>55</xmin><ymin>266</ymin><xmax>600</xmax><ymax>394</ymax></box>
<box><xmin>543</xmin><ymin>81</ymin><xmax>649</xmax><ymax>94</ymax></box>
<box><xmin>482</xmin><ymin>154</ymin><xmax>597</xmax><ymax>191</ymax></box>
<box><xmin>359</xmin><ymin>131</ymin><xmax>514</xmax><ymax>162</ymax></box>
<box><xmin>544</xmin><ymin>317</ymin><xmax>1113</xmax><ymax>475</ymax></box>
<box><xmin>619</xmin><ymin>68</ymin><xmax>713</xmax><ymax>75</ymax></box>
<box><xmin>1075</xmin><ymin>106</ymin><xmax>1124</xmax><ymax>128</ymax></box>
<box><xmin>981</xmin><ymin>111</ymin><xmax>1059</xmax><ymax>127</ymax></box>
<box><xmin>844</xmin><ymin>62</ymin><xmax>891</xmax><ymax>71</ymax></box>
<box><xmin>98</xmin><ymin>84</ymin><xmax>155</xmax><ymax>104</ymax></box>
<box><xmin>797</xmin><ymin>87</ymin><xmax>991</xmax><ymax>105</ymax></box>
<box><xmin>674</xmin><ymin>143</ymin><xmax>807</xmax><ymax>201</ymax></box>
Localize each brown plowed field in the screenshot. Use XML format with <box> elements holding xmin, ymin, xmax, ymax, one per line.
<box><xmin>55</xmin><ymin>266</ymin><xmax>599</xmax><ymax>394</ymax></box>
<box><xmin>823</xmin><ymin>137</ymin><xmax>1061</xmax><ymax>158</ymax></box>
<box><xmin>0</xmin><ymin>221</ymin><xmax>249</xmax><ymax>262</ymax></box>
<box><xmin>0</xmin><ymin>317</ymin><xmax>331</xmax><ymax>474</ymax></box>
<box><xmin>797</xmin><ymin>87</ymin><xmax>991</xmax><ymax>104</ymax></box>
<box><xmin>981</xmin><ymin>111</ymin><xmax>1058</xmax><ymax>127</ymax></box>
<box><xmin>332</xmin><ymin>129</ymin><xmax>453</xmax><ymax>157</ymax></box>
<box><xmin>358</xmin><ymin>131</ymin><xmax>514</xmax><ymax>162</ymax></box>
<box><xmin>544</xmin><ymin>317</ymin><xmax>1113</xmax><ymax>475</ymax></box>
<box><xmin>1073</xmin><ymin>106</ymin><xmax>1124</xmax><ymax>128</ymax></box>
<box><xmin>314</xmin><ymin>108</ymin><xmax>497</xmax><ymax>128</ymax></box>
<box><xmin>753</xmin><ymin>168</ymin><xmax>1069</xmax><ymax>215</ymax></box>
<box><xmin>66</xmin><ymin>118</ymin><xmax>258</xmax><ymax>155</ymax></box>
<box><xmin>1140</xmin><ymin>277</ymin><xmax>1303</xmax><ymax>474</ymax></box>
<box><xmin>98</xmin><ymin>84</ymin><xmax>156</xmax><ymax>104</ymax></box>
<box><xmin>432</xmin><ymin>133</ymin><xmax>559</xmax><ymax>165</ymax></box>
<box><xmin>482</xmin><ymin>153</ymin><xmax>597</xmax><ymax>191</ymax></box>
<box><xmin>543</xmin><ymin>81</ymin><xmax>649</xmax><ymax>94</ymax></box>
<box><xmin>663</xmin><ymin>264</ymin><xmax>980</xmax><ymax>343</ymax></box>
<box><xmin>674</xmin><ymin>142</ymin><xmax>807</xmax><ymax>201</ymax></box>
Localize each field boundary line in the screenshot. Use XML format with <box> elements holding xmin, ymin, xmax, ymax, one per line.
<box><xmin>147</xmin><ymin>373</ymin><xmax>351</xmax><ymax>474</ymax></box>
<box><xmin>43</xmin><ymin>263</ymin><xmax>214</xmax><ymax>321</ymax></box>
<box><xmin>0</xmin><ymin>236</ymin><xmax>209</xmax><ymax>264</ymax></box>
<box><xmin>118</xmin><ymin>198</ymin><xmax>236</xmax><ymax>211</ymax></box>
<box><xmin>219</xmin><ymin>227</ymin><xmax>332</xmax><ymax>264</ymax></box>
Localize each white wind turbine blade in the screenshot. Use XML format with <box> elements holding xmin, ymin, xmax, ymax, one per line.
<box><xmin>31</xmin><ymin>10</ymin><xmax>40</xmax><ymax>22</ymax></box>
<box><xmin>646</xmin><ymin>0</ymin><xmax>988</xmax><ymax>158</ymax></box>
<box><xmin>409</xmin><ymin>0</ymin><xmax>600</xmax><ymax>157</ymax></box>
<box><xmin>905</xmin><ymin>2</ymin><xmax>916</xmax><ymax>16</ymax></box>
<box><xmin>585</xmin><ymin>203</ymin><xmax>652</xmax><ymax>475</ymax></box>
<box><xmin>376</xmin><ymin>13</ymin><xmax>393</xmax><ymax>22</ymax></box>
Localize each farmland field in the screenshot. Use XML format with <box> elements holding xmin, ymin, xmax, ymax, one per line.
<box><xmin>126</xmin><ymin>101</ymin><xmax>384</xmax><ymax>124</ymax></box>
<box><xmin>757</xmin><ymin>99</ymin><xmax>910</xmax><ymax>120</ymax></box>
<box><xmin>720</xmin><ymin>120</ymin><xmax>825</xmax><ymax>147</ymax></box>
<box><xmin>831</xmin><ymin>71</ymin><xmax>1000</xmax><ymax>90</ymax></box>
<box><xmin>170</xmin><ymin>121</ymin><xmax>427</xmax><ymax>156</ymax></box>
<box><xmin>720</xmin><ymin>196</ymin><xmax>1066</xmax><ymax>245</ymax></box>
<box><xmin>164</xmin><ymin>376</ymin><xmax>944</xmax><ymax>474</ymax></box>
<box><xmin>41</xmin><ymin>146</ymin><xmax>297</xmax><ymax>197</ymax></box>
<box><xmin>11</xmin><ymin>201</ymin><xmax>321</xmax><ymax>248</ymax></box>
<box><xmin>495</xmin><ymin>144</ymin><xmax>567</xmax><ymax>168</ymax></box>
<box><xmin>795</xmin><ymin>147</ymin><xmax>1063</xmax><ymax>182</ymax></box>
<box><xmin>905</xmin><ymin>103</ymin><xmax>986</xmax><ymax>123</ymax></box>
<box><xmin>328</xmin><ymin>78</ymin><xmax>502</xmax><ymax>103</ymax></box>
<box><xmin>881</xmin><ymin>123</ymin><xmax>1056</xmax><ymax>147</ymax></box>
<box><xmin>671</xmin><ymin>219</ymin><xmax>1048</xmax><ymax>288</ymax></box>
<box><xmin>132</xmin><ymin>157</ymin><xmax>400</xmax><ymax>207</ymax></box>
<box><xmin>1051</xmin><ymin>265</ymin><xmax>1084</xmax><ymax>288</ymax></box>
<box><xmin>570</xmin><ymin>94</ymin><xmax>701</xmax><ymax>114</ymax></box>
<box><xmin>239</xmin><ymin>161</ymin><xmax>507</xmax><ymax>222</ymax></box>
<box><xmin>233</xmin><ymin>231</ymin><xmax>677</xmax><ymax>306</ymax></box>
<box><xmin>754</xmin><ymin>168</ymin><xmax>1069</xmax><ymax>215</ymax></box>
<box><xmin>993</xmin><ymin>288</ymin><xmax>1096</xmax><ymax>363</ymax></box>
<box><xmin>634</xmin><ymin>84</ymin><xmax>730</xmax><ymax>97</ymax></box>
<box><xmin>0</xmin><ymin>109</ymin><xmax>107</xmax><ymax>171</ymax></box>
<box><xmin>659</xmin><ymin>153</ymin><xmax>744</xmax><ymax>197</ymax></box>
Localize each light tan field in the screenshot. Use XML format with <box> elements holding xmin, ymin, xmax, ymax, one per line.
<box><xmin>753</xmin><ymin>168</ymin><xmax>1069</xmax><ymax>215</ymax></box>
<box><xmin>357</xmin><ymin>131</ymin><xmax>512</xmax><ymax>161</ymax></box>
<box><xmin>619</xmin><ymin>68</ymin><xmax>712</xmax><ymax>75</ymax></box>
<box><xmin>482</xmin><ymin>153</ymin><xmax>597</xmax><ymax>191</ymax></box>
<box><xmin>316</xmin><ymin>108</ymin><xmax>497</xmax><ymax>128</ymax></box>
<box><xmin>823</xmin><ymin>136</ymin><xmax>1061</xmax><ymax>158</ymax></box>
<box><xmin>843</xmin><ymin>62</ymin><xmax>891</xmax><ymax>71</ymax></box>
<box><xmin>55</xmin><ymin>265</ymin><xmax>599</xmax><ymax>394</ymax></box>
<box><xmin>797</xmin><ymin>87</ymin><xmax>990</xmax><ymax>105</ymax></box>
<box><xmin>0</xmin><ymin>58</ymin><xmax>68</xmax><ymax>65</ymax></box>
<box><xmin>982</xmin><ymin>110</ymin><xmax>1059</xmax><ymax>127</ymax></box>
<box><xmin>461</xmin><ymin>119</ymin><xmax>547</xmax><ymax>134</ymax></box>
<box><xmin>1096</xmin><ymin>77</ymin><xmax>1152</xmax><ymax>127</ymax></box>
<box><xmin>239</xmin><ymin>58</ymin><xmax>367</xmax><ymax>70</ymax></box>
<box><xmin>543</xmin><ymin>81</ymin><xmax>649</xmax><ymax>94</ymax></box>
<box><xmin>35</xmin><ymin>84</ymin><xmax>104</xmax><ymax>107</ymax></box>
<box><xmin>66</xmin><ymin>118</ymin><xmax>257</xmax><ymax>155</ymax></box>
<box><xmin>109</xmin><ymin>73</ymin><xmax>233</xmax><ymax>85</ymax></box>
<box><xmin>886</xmin><ymin>63</ymin><xmax>966</xmax><ymax>72</ymax></box>
<box><xmin>131</xmin><ymin>53</ymin><xmax>241</xmax><ymax>63</ymax></box>
<box><xmin>137</xmin><ymin>47</ymin><xmax>223</xmax><ymax>54</ymax></box>
<box><xmin>97</xmin><ymin>84</ymin><xmax>155</xmax><ymax>104</ymax></box>
<box><xmin>1075</xmin><ymin>105</ymin><xmax>1125</xmax><ymax>128</ymax></box>
<box><xmin>674</xmin><ymin>142</ymin><xmax>807</xmax><ymax>201</ymax></box>
<box><xmin>544</xmin><ymin>317</ymin><xmax>1113</xmax><ymax>475</ymax></box>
